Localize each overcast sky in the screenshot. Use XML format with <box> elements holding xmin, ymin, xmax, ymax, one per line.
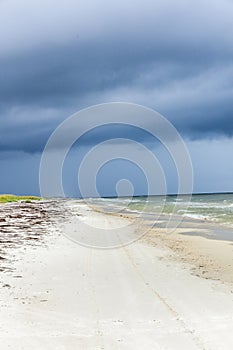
<box><xmin>0</xmin><ymin>0</ymin><xmax>233</xmax><ymax>196</ymax></box>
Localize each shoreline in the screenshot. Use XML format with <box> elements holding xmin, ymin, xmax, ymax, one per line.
<box><xmin>144</xmin><ymin>225</ymin><xmax>233</xmax><ymax>287</ymax></box>
<box><xmin>97</xmin><ymin>207</ymin><xmax>233</xmax><ymax>288</ymax></box>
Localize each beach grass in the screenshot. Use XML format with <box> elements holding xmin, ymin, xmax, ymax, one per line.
<box><xmin>0</xmin><ymin>194</ymin><xmax>41</xmax><ymax>204</ymax></box>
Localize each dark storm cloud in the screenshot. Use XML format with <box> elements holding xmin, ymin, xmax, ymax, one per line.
<box><xmin>1</xmin><ymin>0</ymin><xmax>233</xmax><ymax>153</ymax></box>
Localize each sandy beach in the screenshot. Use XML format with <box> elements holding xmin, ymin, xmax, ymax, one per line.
<box><xmin>0</xmin><ymin>200</ymin><xmax>233</xmax><ymax>349</ymax></box>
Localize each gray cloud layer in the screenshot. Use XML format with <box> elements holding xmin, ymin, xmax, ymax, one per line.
<box><xmin>1</xmin><ymin>0</ymin><xmax>233</xmax><ymax>153</ymax></box>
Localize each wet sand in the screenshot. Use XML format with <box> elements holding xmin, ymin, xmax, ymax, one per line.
<box><xmin>144</xmin><ymin>224</ymin><xmax>233</xmax><ymax>286</ymax></box>
<box><xmin>96</xmin><ymin>205</ymin><xmax>233</xmax><ymax>287</ymax></box>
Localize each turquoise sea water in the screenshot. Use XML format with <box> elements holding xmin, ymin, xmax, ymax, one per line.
<box><xmin>93</xmin><ymin>193</ymin><xmax>233</xmax><ymax>228</ymax></box>
<box><xmin>131</xmin><ymin>193</ymin><xmax>233</xmax><ymax>227</ymax></box>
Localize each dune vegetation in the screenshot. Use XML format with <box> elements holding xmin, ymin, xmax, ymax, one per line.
<box><xmin>0</xmin><ymin>194</ymin><xmax>41</xmax><ymax>204</ymax></box>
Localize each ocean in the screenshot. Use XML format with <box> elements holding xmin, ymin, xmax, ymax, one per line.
<box><xmin>129</xmin><ymin>193</ymin><xmax>233</xmax><ymax>227</ymax></box>
<box><xmin>89</xmin><ymin>193</ymin><xmax>233</xmax><ymax>241</ymax></box>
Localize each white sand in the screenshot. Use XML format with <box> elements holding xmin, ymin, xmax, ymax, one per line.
<box><xmin>1</xmin><ymin>203</ymin><xmax>233</xmax><ymax>349</ymax></box>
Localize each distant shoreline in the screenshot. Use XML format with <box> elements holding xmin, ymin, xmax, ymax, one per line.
<box><xmin>97</xmin><ymin>191</ymin><xmax>233</xmax><ymax>199</ymax></box>
<box><xmin>1</xmin><ymin>191</ymin><xmax>233</xmax><ymax>202</ymax></box>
